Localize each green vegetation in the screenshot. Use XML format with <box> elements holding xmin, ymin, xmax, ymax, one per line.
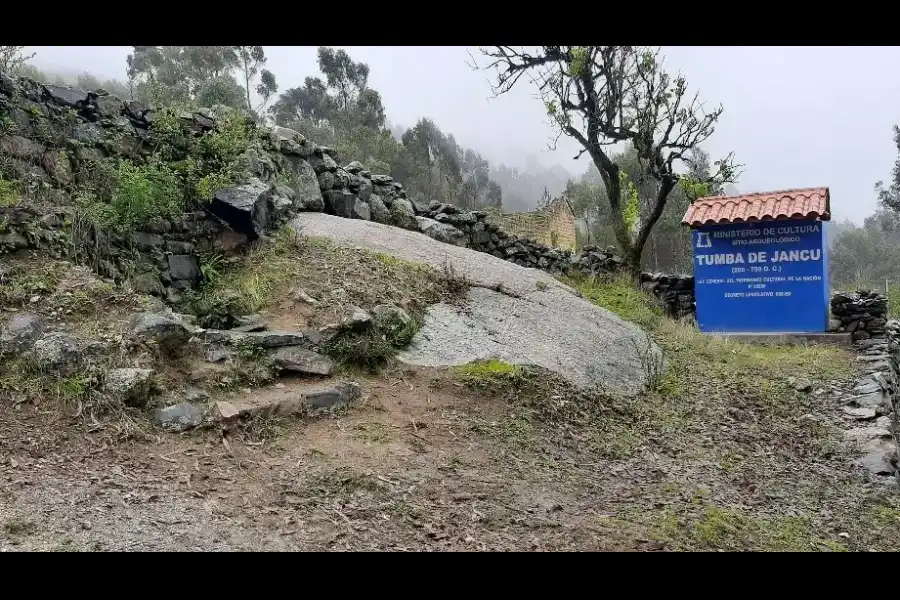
<box><xmin>77</xmin><ymin>161</ymin><xmax>183</xmax><ymax>232</ymax></box>
<box><xmin>0</xmin><ymin>177</ymin><xmax>19</xmax><ymax>207</ymax></box>
<box><xmin>451</xmin><ymin>359</ymin><xmax>528</xmax><ymax>387</ymax></box>
<box><xmin>70</xmin><ymin>108</ymin><xmax>254</xmax><ymax>239</ymax></box>
<box><xmin>602</xmin><ymin>504</ymin><xmax>849</xmax><ymax>552</ymax></box>
<box><xmin>562</xmin><ymin>272</ymin><xmax>663</xmax><ymax>329</ymax></box>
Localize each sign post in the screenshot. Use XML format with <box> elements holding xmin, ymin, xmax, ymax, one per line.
<box><xmin>683</xmin><ymin>188</ymin><xmax>832</xmax><ymax>334</ymax></box>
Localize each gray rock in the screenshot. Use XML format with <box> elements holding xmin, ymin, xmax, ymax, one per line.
<box><xmin>105</xmin><ymin>368</ymin><xmax>156</xmax><ymax>407</ymax></box>
<box><xmin>72</xmin><ymin>122</ymin><xmax>106</xmax><ymax>145</ymax></box>
<box><xmin>853</xmin><ymin>379</ymin><xmax>881</xmax><ymax>395</ymax></box>
<box><xmin>357</xmin><ymin>176</ymin><xmax>373</xmax><ymax>203</ymax></box>
<box><xmin>304</xmin><ymin>381</ymin><xmax>361</xmax><ymax>409</ymax></box>
<box><xmin>205</xmin><ymin>348</ymin><xmax>235</xmax><ymax>363</ymax></box>
<box><xmin>844</xmin><ymin>425</ymin><xmax>893</xmax><ymax>447</ymax></box>
<box><xmin>128</xmin><ymin>312</ymin><xmax>194</xmax><ymax>351</ymax></box>
<box><xmin>842</xmin><ymin>406</ymin><xmax>878</xmax><ymax>420</ymax></box>
<box><xmin>855</xmin><ymin>438</ymin><xmax>896</xmax><ymax>476</ymax></box>
<box><xmin>202</xmin><ymin>330</ymin><xmax>308</xmax><ymax>348</ymax></box>
<box><xmin>0</xmin><ymin>232</ymin><xmax>29</xmax><ymax>250</ymax></box>
<box><xmin>787</xmin><ymin>377</ymin><xmax>812</xmax><ymax>392</ymax></box>
<box><xmin>0</xmin><ymin>134</ymin><xmax>45</xmax><ymax>160</ymax></box>
<box><xmin>847</xmin><ymin>391</ymin><xmax>888</xmax><ymax>412</ymax></box>
<box><xmin>323</xmin><ymin>189</ymin><xmax>370</xmax><ymax>220</ymax></box>
<box><xmin>292</xmin><ymin>289</ymin><xmax>319</xmax><ymax>305</ymax></box>
<box><xmin>368</xmin><ymin>194</ymin><xmax>391</xmax><ymax>224</ymax></box>
<box><xmin>271</xmin><ymin>125</ymin><xmax>304</xmax><ymax>144</ymax></box>
<box><xmin>341</xmin><ymin>306</ymin><xmax>372</xmax><ymax>332</ymax></box>
<box><xmin>389</xmin><ymin>198</ymin><xmax>418</xmax><ymax>230</ymax></box>
<box><xmin>156</xmin><ymin>401</ymin><xmax>205</xmax><ymax>431</ymax></box>
<box><xmin>183</xmin><ymin>386</ymin><xmax>210</xmax><ymax>402</ymax></box>
<box><xmin>270</xmin><ymin>346</ymin><xmax>334</xmax><ymax>375</ymax></box>
<box><xmin>282</xmin><ymin>156</ymin><xmax>324</xmax><ymax>211</ymax></box>
<box><xmin>168</xmin><ymin>255</ymin><xmax>200</xmax><ymax>282</ymax></box>
<box><xmin>32</xmin><ymin>332</ymin><xmax>82</xmax><ymax>376</ymax></box>
<box><xmin>290</xmin><ymin>213</ymin><xmax>661</xmax><ymax>396</ymax></box>
<box><xmin>318</xmin><ymin>171</ymin><xmax>336</xmax><ymax>190</ymax></box>
<box><xmin>210</xmin><ymin>178</ymin><xmax>270</xmax><ymax>238</ymax></box>
<box><xmin>322</xmin><ymin>153</ymin><xmax>338</xmax><ymax>172</ymax></box>
<box><xmin>235</xmin><ymin>145</ymin><xmax>278</xmax><ymax>181</ymax></box>
<box><xmin>42</xmin><ymin>84</ymin><xmax>87</xmax><ymax>108</ymax></box>
<box><xmin>0</xmin><ymin>313</ymin><xmax>45</xmax><ymax>354</ymax></box>
<box><xmin>133</xmin><ymin>232</ymin><xmax>164</xmax><ymax>248</ymax></box>
<box><xmin>373</xmin><ymin>304</ymin><xmax>414</xmax><ymax>342</ymax></box>
<box><xmin>415</xmin><ymin>217</ymin><xmax>467</xmax><ymax>247</ymax></box>
<box><xmin>233</xmin><ymin>314</ymin><xmax>266</xmax><ymax>332</ymax></box>
<box><xmin>345</xmin><ymin>161</ymin><xmax>365</xmax><ymax>174</ymax></box>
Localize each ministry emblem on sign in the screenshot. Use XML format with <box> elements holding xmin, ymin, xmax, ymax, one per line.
<box><xmin>695</xmin><ymin>231</ymin><xmax>712</xmax><ymax>249</ymax></box>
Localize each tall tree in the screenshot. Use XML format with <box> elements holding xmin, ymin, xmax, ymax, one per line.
<box><xmin>270</xmin><ymin>47</ymin><xmax>385</xmax><ymax>131</ymax></box>
<box><xmin>125</xmin><ymin>46</ymin><xmax>255</xmax><ymax>112</ymax></box>
<box><xmin>876</xmin><ymin>125</ymin><xmax>900</xmax><ymax>212</ymax></box>
<box><xmin>478</xmin><ymin>46</ymin><xmax>740</xmax><ymax>275</ymax></box>
<box><xmin>234</xmin><ymin>46</ymin><xmax>278</xmax><ymax>115</ymax></box>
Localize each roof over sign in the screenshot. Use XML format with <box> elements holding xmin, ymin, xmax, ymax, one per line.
<box><xmin>681</xmin><ymin>187</ymin><xmax>831</xmax><ymax>228</ymax></box>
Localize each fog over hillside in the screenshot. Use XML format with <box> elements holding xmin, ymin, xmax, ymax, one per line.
<box><xmin>20</xmin><ymin>45</ymin><xmax>900</xmax><ymax>222</ymax></box>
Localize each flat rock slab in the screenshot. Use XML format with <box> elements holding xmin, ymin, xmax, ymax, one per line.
<box><xmin>291</xmin><ymin>213</ymin><xmax>659</xmax><ymax>396</ymax></box>
<box><xmin>211</xmin><ymin>380</ymin><xmax>361</xmax><ymax>421</ymax></box>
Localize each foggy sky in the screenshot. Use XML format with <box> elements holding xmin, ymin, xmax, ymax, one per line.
<box><xmin>24</xmin><ymin>45</ymin><xmax>900</xmax><ymax>224</ymax></box>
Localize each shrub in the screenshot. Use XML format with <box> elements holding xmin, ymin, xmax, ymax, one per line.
<box><xmin>78</xmin><ymin>161</ymin><xmax>184</xmax><ymax>233</ymax></box>
<box><xmin>109</xmin><ymin>161</ymin><xmax>184</xmax><ymax>230</ymax></box>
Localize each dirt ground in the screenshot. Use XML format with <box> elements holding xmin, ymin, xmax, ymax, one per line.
<box><xmin>4</xmin><ymin>249</ymin><xmax>900</xmax><ymax>552</ymax></box>
<box><xmin>3</xmin><ymin>360</ymin><xmax>900</xmax><ymax>552</ymax></box>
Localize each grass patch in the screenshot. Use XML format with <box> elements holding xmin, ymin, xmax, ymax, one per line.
<box><xmin>646</xmin><ymin>504</ymin><xmax>848</xmax><ymax>552</ymax></box>
<box><xmin>76</xmin><ymin>160</ymin><xmax>185</xmax><ymax>234</ymax></box>
<box><xmin>187</xmin><ymin>229</ymin><xmax>455</xmax><ymax>324</ymax></box>
<box><xmin>556</xmin><ymin>270</ymin><xmax>857</xmax><ymax>464</ymax></box>
<box><xmin>562</xmin><ymin>272</ymin><xmax>663</xmax><ymax>329</ymax></box>
<box><xmin>2</xmin><ymin>517</ymin><xmax>37</xmax><ymax>538</ymax></box>
<box><xmin>321</xmin><ymin>328</ymin><xmax>412</xmax><ymax>372</ymax></box>
<box><xmin>452</xmin><ymin>359</ymin><xmax>528</xmax><ymax>387</ymax></box>
<box><xmin>0</xmin><ymin>177</ymin><xmax>20</xmax><ymax>207</ymax></box>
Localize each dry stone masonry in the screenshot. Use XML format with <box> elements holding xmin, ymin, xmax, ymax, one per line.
<box><xmin>830</xmin><ymin>290</ymin><xmax>889</xmax><ymax>340</ymax></box>
<box><xmin>1</xmin><ymin>70</ymin><xmax>889</xmax><ymax>329</ymax></box>
<box><xmin>0</xmin><ymin>70</ymin><xmax>691</xmax><ymax>316</ymax></box>
<box><xmin>838</xmin><ymin>320</ymin><xmax>900</xmax><ymax>483</ymax></box>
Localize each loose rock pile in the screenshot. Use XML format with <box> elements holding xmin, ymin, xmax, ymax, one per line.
<box><xmin>830</xmin><ymin>290</ymin><xmax>888</xmax><ymax>340</ymax></box>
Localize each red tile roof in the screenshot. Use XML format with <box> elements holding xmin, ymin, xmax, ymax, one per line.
<box><xmin>682</xmin><ymin>187</ymin><xmax>831</xmax><ymax>228</ymax></box>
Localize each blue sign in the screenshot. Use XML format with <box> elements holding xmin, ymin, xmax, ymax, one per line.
<box><xmin>692</xmin><ymin>219</ymin><xmax>829</xmax><ymax>333</ymax></box>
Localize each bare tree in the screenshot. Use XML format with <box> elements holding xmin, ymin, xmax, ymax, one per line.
<box><xmin>476</xmin><ymin>46</ymin><xmax>741</xmax><ymax>275</ymax></box>
<box><xmin>0</xmin><ymin>46</ymin><xmax>36</xmax><ymax>74</ymax></box>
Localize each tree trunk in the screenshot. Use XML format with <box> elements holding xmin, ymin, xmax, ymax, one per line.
<box><xmin>626</xmin><ymin>246</ymin><xmax>643</xmax><ymax>281</ymax></box>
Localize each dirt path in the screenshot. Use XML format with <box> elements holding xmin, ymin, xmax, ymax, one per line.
<box><xmin>2</xmin><ymin>364</ymin><xmax>899</xmax><ymax>552</ymax></box>
<box><xmin>0</xmin><ymin>368</ymin><xmax>607</xmax><ymax>551</ymax></box>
